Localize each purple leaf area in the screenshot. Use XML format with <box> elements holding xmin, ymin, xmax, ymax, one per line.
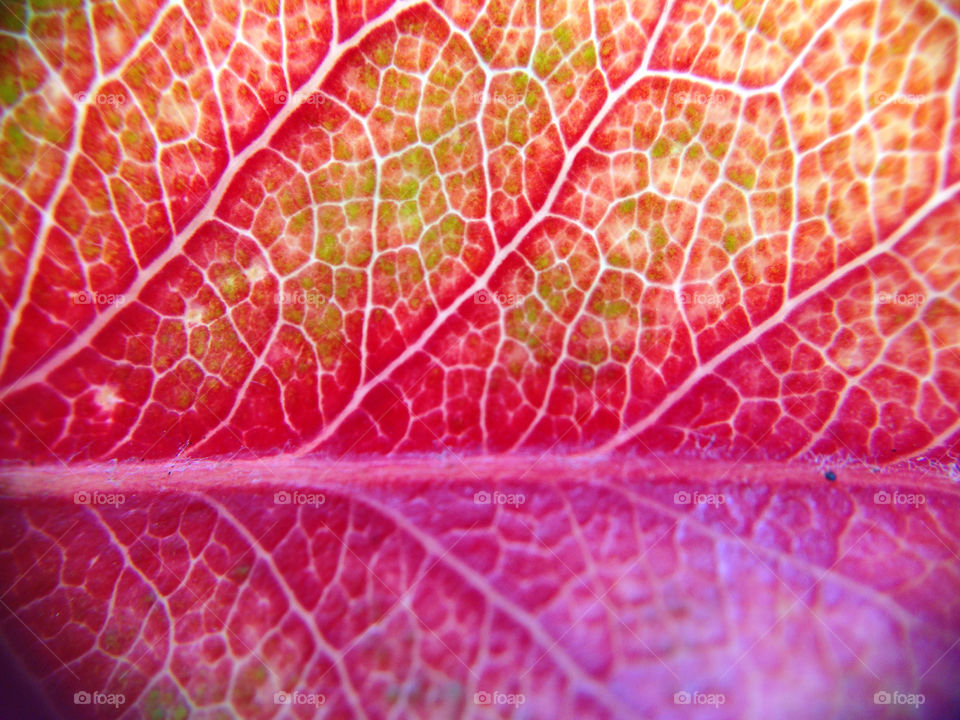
<box><xmin>2</xmin><ymin>459</ymin><xmax>960</xmax><ymax>719</ymax></box>
<box><xmin>0</xmin><ymin>0</ymin><xmax>959</xmax><ymax>718</ymax></box>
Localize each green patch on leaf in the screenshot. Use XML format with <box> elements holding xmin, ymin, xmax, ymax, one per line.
<box><xmin>317</xmin><ymin>234</ymin><xmax>343</xmax><ymax>264</ymax></box>
<box><xmin>533</xmin><ymin>49</ymin><xmax>560</xmax><ymax>78</ymax></box>
<box><xmin>424</xmin><ymin>249</ymin><xmax>442</xmax><ymax>269</ymax></box>
<box><xmin>728</xmin><ymin>168</ymin><xmax>756</xmax><ymax>190</ymax></box>
<box><xmin>229</xmin><ymin>563</ymin><xmax>251</xmax><ymax>581</ymax></box>
<box><xmin>609</xmin><ymin>252</ymin><xmax>630</xmax><ymax>268</ymax></box>
<box><xmin>651</xmin><ymin>138</ymin><xmax>671</xmax><ymax>158</ymax></box>
<box><xmin>651</xmin><ymin>224</ymin><xmax>669</xmax><ymax>248</ymax></box>
<box><xmin>440</xmin><ymin>215</ymin><xmax>464</xmax><ymax>236</ymax></box>
<box><xmin>580</xmin><ymin>44</ymin><xmax>597</xmax><ymax>65</ymax></box>
<box><xmin>143</xmin><ymin>687</ymin><xmax>189</xmax><ymax>720</ymax></box>
<box><xmin>684</xmin><ymin>105</ymin><xmax>704</xmax><ymax>133</ymax></box>
<box><xmin>508</xmin><ymin>116</ymin><xmax>527</xmax><ymax>145</ymax></box>
<box><xmin>709</xmin><ymin>142</ymin><xmax>728</xmax><ymax>160</ymax></box>
<box><xmin>0</xmin><ymin>74</ymin><xmax>18</xmax><ymax>104</ymax></box>
<box><xmin>553</xmin><ymin>25</ymin><xmax>575</xmax><ymax>52</ymax></box>
<box><xmin>601</xmin><ymin>299</ymin><xmax>630</xmax><ymax>319</ymax></box>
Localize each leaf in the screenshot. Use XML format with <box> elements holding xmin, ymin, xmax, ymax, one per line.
<box><xmin>3</xmin><ymin>458</ymin><xmax>960</xmax><ymax>719</ymax></box>
<box><xmin>1</xmin><ymin>0</ymin><xmax>959</xmax><ymax>718</ymax></box>
<box><xmin>0</xmin><ymin>0</ymin><xmax>957</xmax><ymax>463</ymax></box>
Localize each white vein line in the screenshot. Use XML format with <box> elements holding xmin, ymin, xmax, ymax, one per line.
<box><xmin>0</xmin><ymin>0</ymin><xmax>196</xmax><ymax>378</ymax></box>
<box><xmin>182</xmin><ymin>9</ymin><xmax>232</xmax><ymax>167</ymax></box>
<box><xmin>613</xmin><ymin>484</ymin><xmax>922</xmax><ymax>628</ymax></box>
<box><xmin>1</xmin><ymin>0</ymin><xmax>425</xmax><ymax>397</ymax></box>
<box><xmin>589</xmin><ymin>179</ymin><xmax>960</xmax><ymax>455</ymax></box>
<box><xmin>0</xmin><ymin>597</ymin><xmax>82</xmax><ymax>681</ymax></box>
<box><xmin>279</xmin><ymin>0</ymin><xmax>290</xmax><ymax>92</ymax></box>
<box><xmin>297</xmin><ymin>1</ymin><xmax>683</xmax><ymax>455</ymax></box>
<box><xmin>202</xmin><ymin>496</ymin><xmax>370</xmax><ymax>720</ymax></box>
<box><xmin>902</xmin><ymin>414</ymin><xmax>960</xmax><ymax>464</ymax></box>
<box><xmin>768</xmin><ymin>0</ymin><xmax>860</xmax><ymax>95</ymax></box>
<box><xmin>84</xmin><ymin>0</ymin><xmax>103</xmax><ymax>78</ymax></box>
<box><xmin>716</xmin><ymin>520</ymin><xmax>884</xmax><ymax>682</ymax></box>
<box><xmin>359</xmin><ymin>493</ymin><xmax>636</xmax><ymax>718</ymax></box>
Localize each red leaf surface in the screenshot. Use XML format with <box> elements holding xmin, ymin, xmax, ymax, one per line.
<box><xmin>4</xmin><ymin>459</ymin><xmax>960</xmax><ymax>719</ymax></box>
<box><xmin>1</xmin><ymin>0</ymin><xmax>959</xmax><ymax>717</ymax></box>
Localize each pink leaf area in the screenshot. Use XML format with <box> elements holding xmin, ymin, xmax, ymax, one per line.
<box><xmin>0</xmin><ymin>0</ymin><xmax>958</xmax><ymax>717</ymax></box>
